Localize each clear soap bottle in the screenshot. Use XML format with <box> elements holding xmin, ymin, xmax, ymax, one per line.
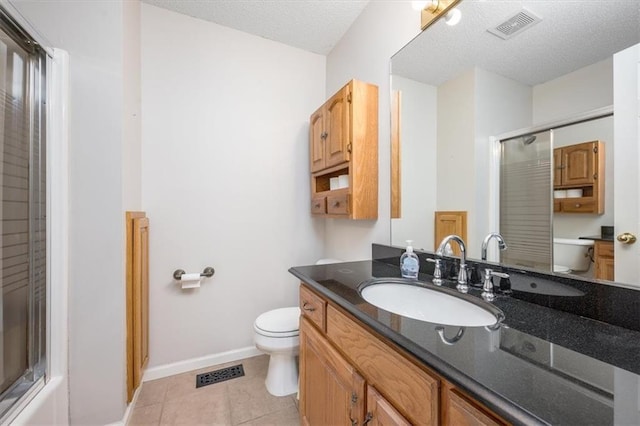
<box><xmin>400</xmin><ymin>240</ymin><xmax>420</xmax><ymax>279</ymax></box>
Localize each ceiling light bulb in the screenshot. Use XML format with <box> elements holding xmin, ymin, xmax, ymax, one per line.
<box><xmin>411</xmin><ymin>1</ymin><xmax>429</xmax><ymax>11</ymax></box>
<box><xmin>445</xmin><ymin>8</ymin><xmax>462</xmax><ymax>26</ymax></box>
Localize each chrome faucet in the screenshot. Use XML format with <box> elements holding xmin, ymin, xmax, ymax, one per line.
<box><xmin>481</xmin><ymin>232</ymin><xmax>507</xmax><ymax>261</ymax></box>
<box><xmin>436</xmin><ymin>235</ymin><xmax>468</xmax><ymax>293</ymax></box>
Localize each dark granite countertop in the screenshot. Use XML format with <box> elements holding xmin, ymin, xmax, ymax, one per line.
<box><xmin>289</xmin><ymin>260</ymin><xmax>640</xmax><ymax>426</ymax></box>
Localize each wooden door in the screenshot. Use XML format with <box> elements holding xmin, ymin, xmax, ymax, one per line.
<box><xmin>310</xmin><ymin>106</ymin><xmax>325</xmax><ymax>172</ymax></box>
<box><xmin>126</xmin><ymin>211</ymin><xmax>149</xmax><ymax>402</ymax></box>
<box><xmin>325</xmin><ymin>86</ymin><xmax>350</xmax><ymax>169</ymax></box>
<box><xmin>299</xmin><ymin>316</ymin><xmax>365</xmax><ymax>426</ymax></box>
<box><xmin>366</xmin><ymin>385</ymin><xmax>411</xmax><ymax>426</ymax></box>
<box><xmin>434</xmin><ymin>211</ymin><xmax>467</xmax><ymax>256</ymax></box>
<box><xmin>562</xmin><ymin>141</ymin><xmax>595</xmax><ymax>185</ymax></box>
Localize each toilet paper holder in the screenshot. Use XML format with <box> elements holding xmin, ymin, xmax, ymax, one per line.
<box><xmin>173</xmin><ymin>267</ymin><xmax>215</xmax><ymax>280</ymax></box>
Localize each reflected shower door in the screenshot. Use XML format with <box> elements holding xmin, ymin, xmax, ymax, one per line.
<box><xmin>500</xmin><ymin>130</ymin><xmax>553</xmax><ymax>271</ymax></box>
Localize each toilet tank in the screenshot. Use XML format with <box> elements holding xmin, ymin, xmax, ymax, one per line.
<box><xmin>553</xmin><ymin>238</ymin><xmax>594</xmax><ymax>272</ymax></box>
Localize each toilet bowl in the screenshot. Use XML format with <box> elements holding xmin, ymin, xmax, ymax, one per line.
<box><xmin>253</xmin><ymin>307</ymin><xmax>301</xmax><ymax>396</ymax></box>
<box><xmin>553</xmin><ymin>238</ymin><xmax>594</xmax><ymax>274</ymax></box>
<box><xmin>254</xmin><ymin>259</ymin><xmax>342</xmax><ymax>396</ymax></box>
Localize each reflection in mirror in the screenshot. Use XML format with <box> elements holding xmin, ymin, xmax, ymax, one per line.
<box><xmin>390</xmin><ymin>0</ymin><xmax>640</xmax><ymax>287</ymax></box>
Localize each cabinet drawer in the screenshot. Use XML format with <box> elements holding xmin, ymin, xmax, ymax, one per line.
<box><xmin>327</xmin><ymin>193</ymin><xmax>350</xmax><ymax>215</ymax></box>
<box><xmin>561</xmin><ymin>200</ymin><xmax>595</xmax><ymax>213</ymax></box>
<box><xmin>595</xmin><ymin>241</ymin><xmax>614</xmax><ymax>258</ymax></box>
<box><xmin>311</xmin><ymin>196</ymin><xmax>326</xmax><ymax>214</ymax></box>
<box><xmin>326</xmin><ymin>305</ymin><xmax>439</xmax><ymax>425</ymax></box>
<box><xmin>299</xmin><ymin>285</ymin><xmax>326</xmax><ymax>332</ymax></box>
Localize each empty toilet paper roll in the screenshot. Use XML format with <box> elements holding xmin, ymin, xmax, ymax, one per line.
<box><xmin>180</xmin><ymin>273</ymin><xmax>201</xmax><ymax>289</ymax></box>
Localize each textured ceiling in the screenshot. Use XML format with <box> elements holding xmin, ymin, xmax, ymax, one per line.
<box><xmin>392</xmin><ymin>0</ymin><xmax>640</xmax><ymax>87</ymax></box>
<box><xmin>141</xmin><ymin>0</ymin><xmax>370</xmax><ymax>55</ymax></box>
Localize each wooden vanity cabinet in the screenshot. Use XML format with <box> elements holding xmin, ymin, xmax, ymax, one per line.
<box><xmin>299</xmin><ymin>284</ymin><xmax>510</xmax><ymax>426</ymax></box>
<box><xmin>554</xmin><ymin>140</ymin><xmax>604</xmax><ymax>214</ymax></box>
<box><xmin>309</xmin><ymin>79</ymin><xmax>378</xmax><ymax>219</ymax></box>
<box><xmin>594</xmin><ymin>240</ymin><xmax>614</xmax><ymax>281</ymax></box>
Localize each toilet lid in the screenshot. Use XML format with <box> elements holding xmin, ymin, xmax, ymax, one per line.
<box><xmin>255</xmin><ymin>307</ymin><xmax>300</xmax><ymax>335</ymax></box>
<box><xmin>553</xmin><ymin>265</ymin><xmax>571</xmax><ymax>273</ymax></box>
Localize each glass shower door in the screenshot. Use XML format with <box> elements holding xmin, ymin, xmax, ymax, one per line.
<box><xmin>499</xmin><ymin>130</ymin><xmax>553</xmax><ymax>271</ymax></box>
<box><xmin>0</xmin><ymin>11</ymin><xmax>47</xmax><ymax>420</ymax></box>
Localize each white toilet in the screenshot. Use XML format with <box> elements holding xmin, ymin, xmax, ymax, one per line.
<box><xmin>254</xmin><ymin>258</ymin><xmax>342</xmax><ymax>396</ymax></box>
<box><xmin>553</xmin><ymin>238</ymin><xmax>594</xmax><ymax>274</ymax></box>
<box><xmin>254</xmin><ymin>307</ymin><xmax>301</xmax><ymax>396</ymax></box>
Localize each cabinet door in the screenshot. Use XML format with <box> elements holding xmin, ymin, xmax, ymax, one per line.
<box><xmin>443</xmin><ymin>385</ymin><xmax>505</xmax><ymax>426</ymax></box>
<box><xmin>594</xmin><ymin>241</ymin><xmax>615</xmax><ymax>281</ymax></box>
<box><xmin>366</xmin><ymin>385</ymin><xmax>411</xmax><ymax>426</ymax></box>
<box><xmin>325</xmin><ymin>86</ymin><xmax>350</xmax><ymax>169</ymax></box>
<box><xmin>562</xmin><ymin>142</ymin><xmax>595</xmax><ymax>185</ymax></box>
<box><xmin>300</xmin><ymin>316</ymin><xmax>365</xmax><ymax>426</ymax></box>
<box><xmin>310</xmin><ymin>107</ymin><xmax>325</xmax><ymax>172</ymax></box>
<box><xmin>133</xmin><ymin>217</ymin><xmax>150</xmax><ymax>389</ymax></box>
<box><xmin>553</xmin><ymin>148</ymin><xmax>563</xmax><ymax>187</ymax></box>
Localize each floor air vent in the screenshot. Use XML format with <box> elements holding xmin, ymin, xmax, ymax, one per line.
<box><xmin>488</xmin><ymin>8</ymin><xmax>542</xmax><ymax>40</ymax></box>
<box><xmin>196</xmin><ymin>364</ymin><xmax>245</xmax><ymax>388</ymax></box>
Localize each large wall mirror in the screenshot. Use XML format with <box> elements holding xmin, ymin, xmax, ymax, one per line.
<box><xmin>390</xmin><ymin>0</ymin><xmax>640</xmax><ymax>287</ymax></box>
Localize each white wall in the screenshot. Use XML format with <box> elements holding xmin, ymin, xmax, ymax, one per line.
<box><xmin>436</xmin><ymin>69</ymin><xmax>476</xmax><ymax>249</ymax></box>
<box><xmin>474</xmin><ymin>68</ymin><xmax>532</xmax><ymax>259</ymax></box>
<box><xmin>391</xmin><ymin>76</ymin><xmax>437</xmax><ymax>251</ymax></box>
<box><xmin>553</xmin><ymin>117</ymin><xmax>614</xmax><ymax>242</ymax></box>
<box><xmin>7</xmin><ymin>1</ymin><xmax>130</xmax><ymax>424</ymax></box>
<box><xmin>325</xmin><ymin>1</ymin><xmax>420</xmax><ymax>259</ymax></box>
<box><xmin>123</xmin><ymin>0</ymin><xmax>142</xmax><ymax>210</ymax></box>
<box><xmin>141</xmin><ymin>5</ymin><xmax>325</xmax><ymax>368</ymax></box>
<box><xmin>533</xmin><ymin>58</ymin><xmax>613</xmax><ymax>124</ymax></box>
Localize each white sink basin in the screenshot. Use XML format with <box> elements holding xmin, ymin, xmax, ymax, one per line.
<box><xmin>359</xmin><ymin>278</ymin><xmax>504</xmax><ymax>327</ymax></box>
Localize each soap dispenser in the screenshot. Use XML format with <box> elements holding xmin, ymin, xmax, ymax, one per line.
<box><xmin>400</xmin><ymin>240</ymin><xmax>420</xmax><ymax>279</ymax></box>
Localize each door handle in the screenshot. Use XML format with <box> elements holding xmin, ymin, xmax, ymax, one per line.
<box><xmin>617</xmin><ymin>233</ymin><xmax>637</xmax><ymax>244</ymax></box>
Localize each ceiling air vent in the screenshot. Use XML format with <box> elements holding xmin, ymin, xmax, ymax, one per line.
<box><xmin>488</xmin><ymin>8</ymin><xmax>542</xmax><ymax>40</ymax></box>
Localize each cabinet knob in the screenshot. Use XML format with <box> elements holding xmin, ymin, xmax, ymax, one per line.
<box><xmin>617</xmin><ymin>233</ymin><xmax>637</xmax><ymax>245</ymax></box>
<box><xmin>333</xmin><ymin>201</ymin><xmax>340</xmax><ymax>207</ymax></box>
<box><xmin>302</xmin><ymin>302</ymin><xmax>316</xmax><ymax>312</ymax></box>
<box><xmin>575</xmin><ymin>203</ymin><xmax>581</xmax><ymax>208</ymax></box>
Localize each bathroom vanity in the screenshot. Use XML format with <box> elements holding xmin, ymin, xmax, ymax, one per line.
<box><xmin>290</xmin><ymin>247</ymin><xmax>640</xmax><ymax>425</ymax></box>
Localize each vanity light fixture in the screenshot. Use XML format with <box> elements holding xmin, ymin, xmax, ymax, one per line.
<box><xmin>415</xmin><ymin>0</ymin><xmax>463</xmax><ymax>31</ymax></box>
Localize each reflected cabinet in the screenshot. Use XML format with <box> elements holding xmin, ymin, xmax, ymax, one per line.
<box><xmin>553</xmin><ymin>140</ymin><xmax>604</xmax><ymax>214</ymax></box>
<box><xmin>309</xmin><ymin>79</ymin><xmax>378</xmax><ymax>219</ymax></box>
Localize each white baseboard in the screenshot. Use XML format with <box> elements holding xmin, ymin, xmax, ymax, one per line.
<box><xmin>142</xmin><ymin>346</ymin><xmax>263</xmax><ymax>382</ymax></box>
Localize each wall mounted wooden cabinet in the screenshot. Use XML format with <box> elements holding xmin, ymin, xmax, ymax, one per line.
<box><xmin>299</xmin><ymin>284</ymin><xmax>508</xmax><ymax>426</ymax></box>
<box><xmin>554</xmin><ymin>140</ymin><xmax>604</xmax><ymax>214</ymax></box>
<box><xmin>309</xmin><ymin>79</ymin><xmax>378</xmax><ymax>219</ymax></box>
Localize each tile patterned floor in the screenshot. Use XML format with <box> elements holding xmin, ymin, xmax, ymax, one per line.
<box><xmin>129</xmin><ymin>355</ymin><xmax>299</xmax><ymax>425</ymax></box>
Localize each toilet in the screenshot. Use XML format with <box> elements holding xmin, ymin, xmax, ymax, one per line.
<box><xmin>254</xmin><ymin>258</ymin><xmax>342</xmax><ymax>396</ymax></box>
<box><xmin>553</xmin><ymin>238</ymin><xmax>594</xmax><ymax>274</ymax></box>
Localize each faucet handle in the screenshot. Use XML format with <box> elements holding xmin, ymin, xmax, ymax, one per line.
<box><xmin>426</xmin><ymin>257</ymin><xmax>444</xmax><ymax>286</ymax></box>
<box><xmin>482</xmin><ymin>269</ymin><xmax>510</xmax><ymax>301</ymax></box>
